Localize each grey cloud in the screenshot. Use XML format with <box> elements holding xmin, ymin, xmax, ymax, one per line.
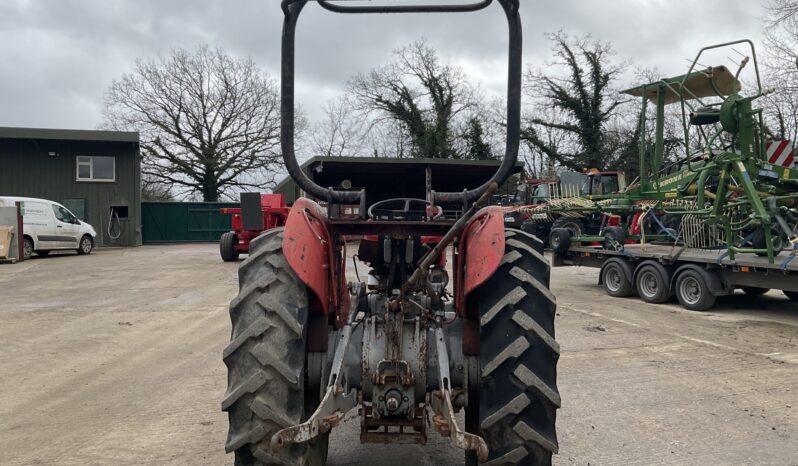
<box><xmin>0</xmin><ymin>0</ymin><xmax>766</xmax><ymax>129</ymax></box>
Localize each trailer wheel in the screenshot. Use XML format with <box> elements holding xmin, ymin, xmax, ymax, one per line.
<box><xmin>635</xmin><ymin>263</ymin><xmax>671</xmax><ymax>304</ymax></box>
<box><xmin>549</xmin><ymin>228</ymin><xmax>571</xmax><ymax>254</ymax></box>
<box><xmin>551</xmin><ymin>216</ymin><xmax>584</xmax><ymax>238</ymax></box>
<box><xmin>466</xmin><ymin>228</ymin><xmax>559</xmax><ymax>466</ymax></box>
<box><xmin>784</xmin><ymin>290</ymin><xmax>798</xmax><ymax>301</ymax></box>
<box><xmin>675</xmin><ymin>269</ymin><xmax>716</xmax><ymax>311</ymax></box>
<box><xmin>602</xmin><ymin>226</ymin><xmax>627</xmax><ymax>251</ymax></box>
<box><xmin>752</xmin><ymin>226</ymin><xmax>784</xmax><ymax>257</ymax></box>
<box><xmin>222</xmin><ymin>228</ymin><xmax>327</xmax><ymax>465</ymax></box>
<box><xmin>220</xmin><ymin>231</ymin><xmax>240</xmax><ymax>262</ymax></box>
<box><xmin>601</xmin><ymin>260</ymin><xmax>633</xmax><ymax>297</ymax></box>
<box><xmin>741</xmin><ymin>287</ymin><xmax>769</xmax><ymax>296</ymax></box>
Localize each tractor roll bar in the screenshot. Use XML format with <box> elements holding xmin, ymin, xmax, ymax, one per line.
<box><xmin>280</xmin><ymin>0</ymin><xmax>522</xmax><ymax>204</ymax></box>
<box><xmin>316</xmin><ymin>0</ymin><xmax>493</xmax><ymax>14</ymax></box>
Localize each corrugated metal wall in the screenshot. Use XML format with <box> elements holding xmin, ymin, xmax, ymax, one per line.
<box><xmin>0</xmin><ymin>137</ymin><xmax>141</xmax><ymax>247</ymax></box>
<box><xmin>141</xmin><ymin>202</ymin><xmax>237</xmax><ymax>243</ymax></box>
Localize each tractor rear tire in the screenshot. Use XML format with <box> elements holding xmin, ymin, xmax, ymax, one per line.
<box><xmin>222</xmin><ymin>228</ymin><xmax>327</xmax><ymax>465</ymax></box>
<box><xmin>467</xmin><ymin>228</ymin><xmax>559</xmax><ymax>465</ymax></box>
<box><xmin>220</xmin><ymin>231</ymin><xmax>240</xmax><ymax>262</ymax></box>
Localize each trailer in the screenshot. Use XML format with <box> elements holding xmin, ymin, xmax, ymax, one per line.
<box><xmin>219</xmin><ymin>193</ymin><xmax>289</xmax><ymax>261</ymax></box>
<box><xmin>553</xmin><ymin>242</ymin><xmax>798</xmax><ymax>311</ymax></box>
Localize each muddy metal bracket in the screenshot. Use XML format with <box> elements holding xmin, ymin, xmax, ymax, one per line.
<box><xmin>270</xmin><ymin>284</ymin><xmax>364</xmax><ymax>452</ymax></box>
<box><xmin>430</xmin><ymin>323</ymin><xmax>489</xmax><ymax>461</ymax></box>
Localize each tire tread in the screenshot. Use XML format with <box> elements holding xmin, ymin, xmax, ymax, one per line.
<box><xmin>474</xmin><ymin>228</ymin><xmax>559</xmax><ymax>465</ymax></box>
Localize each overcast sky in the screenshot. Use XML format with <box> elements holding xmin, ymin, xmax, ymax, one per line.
<box><xmin>0</xmin><ymin>0</ymin><xmax>766</xmax><ymax>131</ymax></box>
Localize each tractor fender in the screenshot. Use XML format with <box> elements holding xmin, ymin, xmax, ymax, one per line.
<box><xmin>455</xmin><ymin>206</ymin><xmax>506</xmax><ymax>314</ymax></box>
<box><xmin>598</xmin><ymin>257</ymin><xmax>634</xmax><ymax>286</ymax></box>
<box><xmin>673</xmin><ymin>264</ymin><xmax>730</xmax><ymax>296</ymax></box>
<box><xmin>282</xmin><ymin>197</ymin><xmax>338</xmax><ymax>316</ymax></box>
<box><xmin>633</xmin><ymin>260</ymin><xmax>675</xmax><ymax>294</ymax></box>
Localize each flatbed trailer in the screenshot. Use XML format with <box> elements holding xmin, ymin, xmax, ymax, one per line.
<box><xmin>553</xmin><ymin>243</ymin><xmax>798</xmax><ymax>311</ymax></box>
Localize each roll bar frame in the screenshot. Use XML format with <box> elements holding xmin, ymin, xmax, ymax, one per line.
<box><xmin>280</xmin><ymin>0</ymin><xmax>522</xmax><ymax>204</ymax></box>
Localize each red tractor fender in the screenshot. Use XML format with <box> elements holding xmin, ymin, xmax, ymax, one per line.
<box><xmin>282</xmin><ymin>198</ymin><xmax>347</xmax><ymax>322</ymax></box>
<box><xmin>455</xmin><ymin>206</ymin><xmax>506</xmax><ymax>316</ymax></box>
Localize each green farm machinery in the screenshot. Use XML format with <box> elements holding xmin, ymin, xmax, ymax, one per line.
<box><xmin>542</xmin><ymin>40</ymin><xmax>798</xmax><ymax>265</ymax></box>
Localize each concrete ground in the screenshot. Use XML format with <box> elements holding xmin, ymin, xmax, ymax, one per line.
<box><xmin>0</xmin><ymin>244</ymin><xmax>796</xmax><ymax>465</ymax></box>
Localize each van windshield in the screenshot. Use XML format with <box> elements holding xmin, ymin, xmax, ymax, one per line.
<box><xmin>52</xmin><ymin>205</ymin><xmax>78</xmax><ymax>224</ymax></box>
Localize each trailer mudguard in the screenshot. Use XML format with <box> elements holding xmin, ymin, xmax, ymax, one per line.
<box><xmin>455</xmin><ymin>206</ymin><xmax>506</xmax><ymax>315</ymax></box>
<box><xmin>282</xmin><ymin>197</ymin><xmax>337</xmax><ymax>315</ymax></box>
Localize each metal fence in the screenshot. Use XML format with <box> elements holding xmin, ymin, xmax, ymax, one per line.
<box><xmin>141</xmin><ymin>202</ymin><xmax>237</xmax><ymax>243</ymax></box>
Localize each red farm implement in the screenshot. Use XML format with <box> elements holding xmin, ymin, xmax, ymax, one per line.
<box><xmin>219</xmin><ymin>193</ymin><xmax>289</xmax><ymax>261</ymax></box>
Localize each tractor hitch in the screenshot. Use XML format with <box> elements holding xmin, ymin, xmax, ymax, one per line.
<box><xmin>429</xmin><ymin>323</ymin><xmax>489</xmax><ymax>462</ymax></box>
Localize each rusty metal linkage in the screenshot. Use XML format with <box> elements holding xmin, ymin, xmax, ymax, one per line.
<box><xmin>430</xmin><ymin>323</ymin><xmax>489</xmax><ymax>461</ymax></box>
<box><xmin>401</xmin><ymin>182</ymin><xmax>498</xmax><ymax>297</ymax></box>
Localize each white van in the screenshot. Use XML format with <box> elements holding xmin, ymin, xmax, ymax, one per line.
<box><xmin>0</xmin><ymin>197</ymin><xmax>97</xmax><ymax>259</ymax></box>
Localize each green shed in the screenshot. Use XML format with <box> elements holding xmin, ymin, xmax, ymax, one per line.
<box><xmin>0</xmin><ymin>127</ymin><xmax>142</xmax><ymax>247</ymax></box>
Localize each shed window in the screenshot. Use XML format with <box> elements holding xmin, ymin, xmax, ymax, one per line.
<box><xmin>76</xmin><ymin>156</ymin><xmax>115</xmax><ymax>182</ymax></box>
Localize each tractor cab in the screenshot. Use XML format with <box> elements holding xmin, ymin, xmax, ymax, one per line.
<box><xmin>580</xmin><ymin>170</ymin><xmax>626</xmax><ymax>197</ymax></box>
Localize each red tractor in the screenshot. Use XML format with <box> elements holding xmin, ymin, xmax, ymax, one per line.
<box><xmin>222</xmin><ymin>1</ymin><xmax>559</xmax><ymax>465</ymax></box>
<box><xmin>219</xmin><ymin>193</ymin><xmax>290</xmax><ymax>262</ymax></box>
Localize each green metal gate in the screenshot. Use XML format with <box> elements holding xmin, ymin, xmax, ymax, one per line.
<box><xmin>142</xmin><ymin>202</ymin><xmax>237</xmax><ymax>243</ymax></box>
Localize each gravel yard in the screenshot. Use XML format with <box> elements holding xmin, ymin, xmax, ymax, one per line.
<box><xmin>1</xmin><ymin>244</ymin><xmax>796</xmax><ymax>465</ymax></box>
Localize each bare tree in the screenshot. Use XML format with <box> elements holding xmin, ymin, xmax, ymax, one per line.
<box><xmin>141</xmin><ymin>176</ymin><xmax>174</xmax><ymax>202</ymax></box>
<box><xmin>102</xmin><ymin>46</ymin><xmax>281</xmax><ymax>201</ymax></box>
<box><xmin>522</xmin><ymin>32</ymin><xmax>629</xmax><ymax>171</ymax></box>
<box><xmin>348</xmin><ymin>39</ymin><xmax>476</xmax><ymax>159</ymax></box>
<box><xmin>311</xmin><ymin>95</ymin><xmax>367</xmax><ymax>157</ymax></box>
<box><xmin>761</xmin><ymin>0</ymin><xmax>798</xmax><ymax>144</ymax></box>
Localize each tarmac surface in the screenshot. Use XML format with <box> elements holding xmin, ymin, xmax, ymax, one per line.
<box><xmin>0</xmin><ymin>243</ymin><xmax>796</xmax><ymax>465</ymax></box>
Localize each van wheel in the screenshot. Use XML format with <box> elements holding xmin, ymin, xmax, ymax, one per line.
<box><xmin>23</xmin><ymin>237</ymin><xmax>33</xmax><ymax>260</ymax></box>
<box><xmin>77</xmin><ymin>235</ymin><xmax>94</xmax><ymax>255</ymax></box>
